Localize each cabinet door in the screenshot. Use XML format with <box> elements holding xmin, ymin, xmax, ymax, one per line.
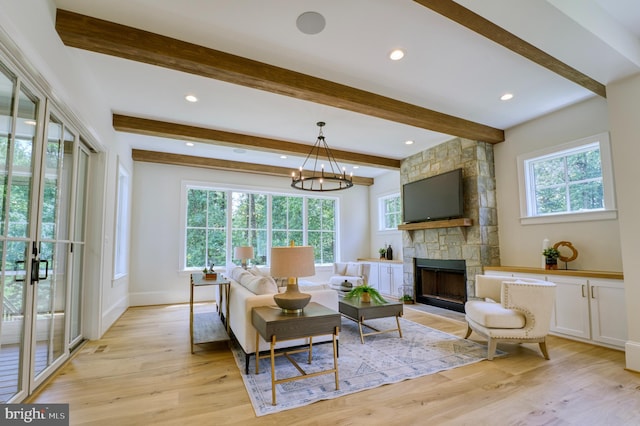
<box><xmin>390</xmin><ymin>264</ymin><xmax>403</xmax><ymax>297</ymax></box>
<box><xmin>378</xmin><ymin>264</ymin><xmax>393</xmax><ymax>296</ymax></box>
<box><xmin>589</xmin><ymin>279</ymin><xmax>627</xmax><ymax>348</ymax></box>
<box><xmin>547</xmin><ymin>276</ymin><xmax>591</xmax><ymax>339</ymax></box>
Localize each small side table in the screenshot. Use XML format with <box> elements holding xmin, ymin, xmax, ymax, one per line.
<box><xmin>190</xmin><ymin>273</ymin><xmax>231</xmax><ymax>353</ymax></box>
<box><xmin>252</xmin><ymin>303</ymin><xmax>340</xmax><ymax>406</ymax></box>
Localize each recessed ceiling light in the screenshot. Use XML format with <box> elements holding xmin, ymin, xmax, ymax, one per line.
<box><xmin>389</xmin><ymin>49</ymin><xmax>405</xmax><ymax>61</ymax></box>
<box><xmin>405</xmin><ymin>140</ymin><xmax>414</xmax><ymax>145</ymax></box>
<box><xmin>185</xmin><ymin>142</ymin><xmax>194</xmax><ymax>147</ymax></box>
<box><xmin>296</xmin><ymin>11</ymin><xmax>326</xmax><ymax>35</ymax></box>
<box><xmin>500</xmin><ymin>93</ymin><xmax>514</xmax><ymax>101</ymax></box>
<box><xmin>280</xmin><ymin>155</ymin><xmax>287</xmax><ymax>159</ymax></box>
<box><xmin>185</xmin><ymin>94</ymin><xmax>198</xmax><ymax>102</ymax></box>
<box><xmin>353</xmin><ymin>166</ymin><xmax>359</xmax><ymax>169</ymax></box>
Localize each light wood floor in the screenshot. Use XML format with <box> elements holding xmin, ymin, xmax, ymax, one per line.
<box><xmin>28</xmin><ymin>304</ymin><xmax>640</xmax><ymax>425</ymax></box>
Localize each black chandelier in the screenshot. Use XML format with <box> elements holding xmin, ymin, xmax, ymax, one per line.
<box><xmin>291</xmin><ymin>122</ymin><xmax>354</xmax><ymax>192</ymax></box>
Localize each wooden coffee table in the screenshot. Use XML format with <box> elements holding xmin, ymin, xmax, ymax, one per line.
<box><xmin>339</xmin><ymin>297</ymin><xmax>403</xmax><ymax>344</ymax></box>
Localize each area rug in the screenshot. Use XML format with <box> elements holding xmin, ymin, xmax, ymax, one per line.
<box><xmin>231</xmin><ymin>316</ymin><xmax>497</xmax><ymax>416</ymax></box>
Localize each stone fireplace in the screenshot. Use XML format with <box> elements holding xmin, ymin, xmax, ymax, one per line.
<box><xmin>401</xmin><ymin>138</ymin><xmax>500</xmax><ymax>309</ymax></box>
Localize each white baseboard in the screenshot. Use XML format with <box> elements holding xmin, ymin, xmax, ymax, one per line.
<box><xmin>129</xmin><ymin>290</ymin><xmax>193</xmax><ymax>306</ymax></box>
<box><xmin>101</xmin><ymin>294</ymin><xmax>129</xmax><ymax>336</ymax></box>
<box><xmin>625</xmin><ymin>340</ymin><xmax>640</xmax><ymax>372</ymax></box>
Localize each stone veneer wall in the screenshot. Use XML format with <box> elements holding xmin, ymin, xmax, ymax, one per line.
<box><xmin>401</xmin><ymin>138</ymin><xmax>500</xmax><ymax>299</ymax></box>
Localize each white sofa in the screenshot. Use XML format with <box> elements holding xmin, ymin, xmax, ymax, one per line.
<box><xmin>223</xmin><ymin>266</ymin><xmax>339</xmax><ymax>373</ymax></box>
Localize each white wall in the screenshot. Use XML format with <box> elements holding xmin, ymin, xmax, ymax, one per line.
<box><xmin>129</xmin><ymin>162</ymin><xmax>370</xmax><ymax>306</ymax></box>
<box><xmin>493</xmin><ymin>96</ymin><xmax>623</xmax><ymax>272</ymax></box>
<box><xmin>607</xmin><ymin>72</ymin><xmax>640</xmax><ymax>372</ymax></box>
<box><xmin>368</xmin><ymin>171</ymin><xmax>402</xmax><ymax>260</ymax></box>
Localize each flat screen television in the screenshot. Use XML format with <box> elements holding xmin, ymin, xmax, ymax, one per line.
<box><xmin>402</xmin><ymin>168</ymin><xmax>464</xmax><ymax>223</ymax></box>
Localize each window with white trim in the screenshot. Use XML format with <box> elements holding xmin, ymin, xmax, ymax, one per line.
<box><xmin>113</xmin><ymin>162</ymin><xmax>131</xmax><ymax>278</ymax></box>
<box><xmin>517</xmin><ymin>132</ymin><xmax>616</xmax><ymax>224</ymax></box>
<box><xmin>379</xmin><ymin>193</ymin><xmax>401</xmax><ymax>230</ymax></box>
<box><xmin>183</xmin><ymin>185</ymin><xmax>337</xmax><ymax>269</ymax></box>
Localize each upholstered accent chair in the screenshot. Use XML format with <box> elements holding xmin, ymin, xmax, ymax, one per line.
<box><xmin>464</xmin><ymin>275</ymin><xmax>556</xmax><ymax>360</ymax></box>
<box><xmin>329</xmin><ymin>262</ymin><xmax>371</xmax><ymax>294</ymax></box>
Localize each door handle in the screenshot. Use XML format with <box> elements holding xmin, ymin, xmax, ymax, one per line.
<box><xmin>30</xmin><ymin>259</ymin><xmax>50</xmax><ymax>284</ymax></box>
<box><xmin>31</xmin><ymin>259</ymin><xmax>39</xmax><ymax>284</ymax></box>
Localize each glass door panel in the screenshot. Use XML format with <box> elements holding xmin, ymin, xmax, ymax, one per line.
<box><xmin>69</xmin><ymin>146</ymin><xmax>89</xmax><ymax>346</ymax></box>
<box><xmin>32</xmin><ymin>113</ymin><xmax>74</xmax><ymax>382</ymax></box>
<box><xmin>1</xmin><ymin>241</ymin><xmax>29</xmax><ymax>402</ymax></box>
<box><xmin>33</xmin><ymin>241</ymin><xmax>67</xmax><ymax>377</ymax></box>
<box><xmin>0</xmin><ymin>65</ymin><xmax>38</xmax><ymax>403</ymax></box>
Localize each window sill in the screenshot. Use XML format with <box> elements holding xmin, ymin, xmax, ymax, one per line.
<box><xmin>520</xmin><ymin>209</ymin><xmax>617</xmax><ymax>225</ymax></box>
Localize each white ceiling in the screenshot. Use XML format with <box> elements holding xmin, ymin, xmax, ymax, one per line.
<box><xmin>53</xmin><ymin>0</ymin><xmax>640</xmax><ymax>178</ymax></box>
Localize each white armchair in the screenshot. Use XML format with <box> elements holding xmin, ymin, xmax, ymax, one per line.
<box><xmin>329</xmin><ymin>262</ymin><xmax>370</xmax><ymax>294</ymax></box>
<box><xmin>464</xmin><ymin>275</ymin><xmax>556</xmax><ymax>360</ymax></box>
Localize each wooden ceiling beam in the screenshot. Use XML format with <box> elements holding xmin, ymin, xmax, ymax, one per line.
<box><xmin>131</xmin><ymin>149</ymin><xmax>375</xmax><ymax>186</ymax></box>
<box><xmin>414</xmin><ymin>0</ymin><xmax>606</xmax><ymax>98</ymax></box>
<box><xmin>114</xmin><ymin>114</ymin><xmax>400</xmax><ymax>169</ymax></box>
<box><xmin>56</xmin><ymin>9</ymin><xmax>505</xmax><ymax>143</ymax></box>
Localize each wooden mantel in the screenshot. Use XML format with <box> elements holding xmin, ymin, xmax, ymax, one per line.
<box><xmin>397</xmin><ymin>218</ymin><xmax>473</xmax><ymax>231</ymax></box>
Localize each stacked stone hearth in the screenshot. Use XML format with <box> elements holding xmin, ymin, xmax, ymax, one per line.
<box><xmin>401</xmin><ymin>138</ymin><xmax>500</xmax><ymax>301</ymax></box>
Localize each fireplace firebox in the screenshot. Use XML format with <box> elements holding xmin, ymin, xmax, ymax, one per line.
<box><xmin>414</xmin><ymin>258</ymin><xmax>466</xmax><ymax>313</ymax></box>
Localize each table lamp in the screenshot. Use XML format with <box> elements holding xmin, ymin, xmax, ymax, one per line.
<box><xmin>234</xmin><ymin>246</ymin><xmax>254</xmax><ymax>269</ymax></box>
<box><xmin>270</xmin><ymin>245</ymin><xmax>315</xmax><ymax>314</ymax></box>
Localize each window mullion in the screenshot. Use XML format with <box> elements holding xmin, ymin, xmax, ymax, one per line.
<box><xmin>563</xmin><ymin>156</ymin><xmax>571</xmax><ymax>212</ymax></box>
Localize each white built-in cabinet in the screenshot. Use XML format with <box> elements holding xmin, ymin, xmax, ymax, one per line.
<box><xmin>359</xmin><ymin>260</ymin><xmax>403</xmax><ymax>298</ymax></box>
<box><xmin>485</xmin><ymin>268</ymin><xmax>627</xmax><ymax>350</ymax></box>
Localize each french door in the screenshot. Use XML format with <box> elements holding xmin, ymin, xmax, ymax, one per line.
<box><xmin>0</xmin><ymin>62</ymin><xmax>89</xmax><ymax>402</ymax></box>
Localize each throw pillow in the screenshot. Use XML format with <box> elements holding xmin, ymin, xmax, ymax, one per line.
<box><xmin>345</xmin><ymin>262</ymin><xmax>361</xmax><ymax>277</ymax></box>
<box><xmin>239</xmin><ymin>273</ymin><xmax>278</xmax><ymax>295</ymax></box>
<box><xmin>250</xmin><ymin>266</ymin><xmax>269</xmax><ymax>277</ymax></box>
<box><xmin>333</xmin><ymin>262</ymin><xmax>347</xmax><ymax>275</ymax></box>
<box><xmin>230</xmin><ymin>267</ymin><xmax>249</xmax><ymax>282</ymax></box>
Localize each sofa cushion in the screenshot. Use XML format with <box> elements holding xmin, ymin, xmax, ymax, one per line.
<box><xmin>298</xmin><ymin>282</ymin><xmax>330</xmax><ymax>291</ymax></box>
<box><xmin>465</xmin><ymin>300</ymin><xmax>526</xmax><ymax>329</ymax></box>
<box><xmin>238</xmin><ymin>273</ymin><xmax>278</xmax><ymax>295</ymax></box>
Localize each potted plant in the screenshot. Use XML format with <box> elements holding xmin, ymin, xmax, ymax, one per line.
<box><xmin>542</xmin><ymin>247</ymin><xmax>560</xmax><ymax>270</ymax></box>
<box><xmin>400</xmin><ymin>294</ymin><xmax>414</xmax><ymax>304</ymax></box>
<box><xmin>202</xmin><ymin>265</ymin><xmax>217</xmax><ymax>280</ymax></box>
<box><xmin>398</xmin><ymin>284</ymin><xmax>414</xmax><ymax>304</ymax></box>
<box><xmin>378</xmin><ymin>248</ymin><xmax>386</xmax><ymax>260</ymax></box>
<box><xmin>345</xmin><ymin>283</ymin><xmax>387</xmax><ymax>304</ymax></box>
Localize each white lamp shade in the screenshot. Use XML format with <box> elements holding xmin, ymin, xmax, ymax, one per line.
<box><xmin>234</xmin><ymin>246</ymin><xmax>254</xmax><ymax>259</ymax></box>
<box><xmin>270</xmin><ymin>246</ymin><xmax>315</xmax><ymax>277</ymax></box>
